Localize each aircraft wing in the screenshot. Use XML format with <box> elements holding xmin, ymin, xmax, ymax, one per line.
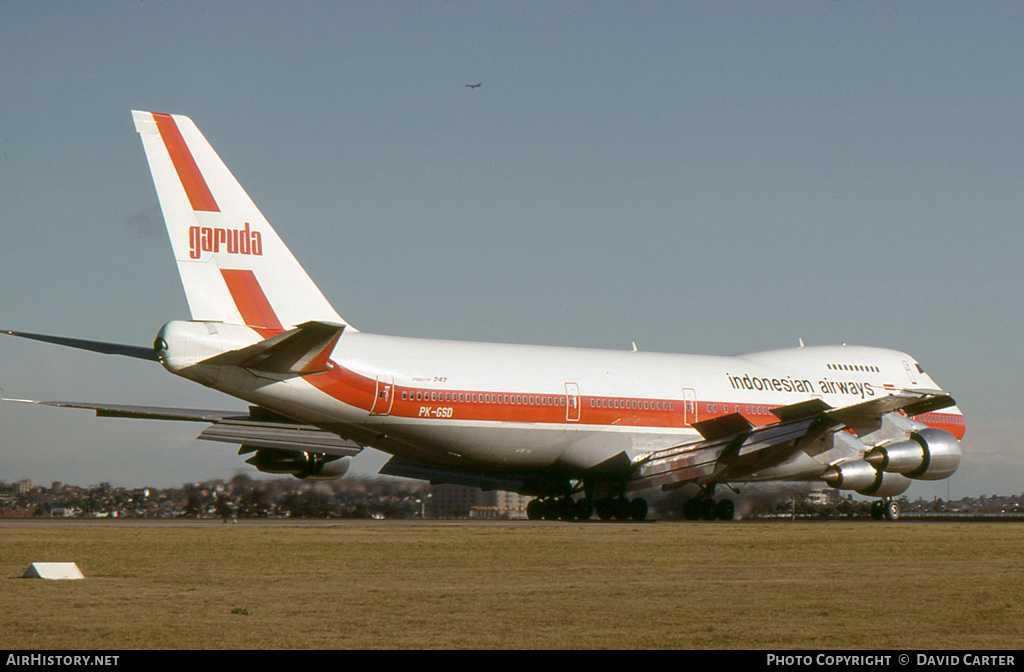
<box><xmin>632</xmin><ymin>390</ymin><xmax>955</xmax><ymax>492</ymax></box>
<box><xmin>1</xmin><ymin>399</ymin><xmax>364</xmax><ymax>458</ymax></box>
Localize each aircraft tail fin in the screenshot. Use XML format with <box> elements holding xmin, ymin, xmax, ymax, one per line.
<box><xmin>132</xmin><ymin>111</ymin><xmax>351</xmax><ymax>332</ymax></box>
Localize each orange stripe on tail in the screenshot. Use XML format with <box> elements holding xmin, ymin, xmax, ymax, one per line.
<box><xmin>153</xmin><ymin>113</ymin><xmax>220</xmax><ymax>213</ymax></box>
<box><xmin>221</xmin><ymin>269</ymin><xmax>284</xmax><ymax>332</ymax></box>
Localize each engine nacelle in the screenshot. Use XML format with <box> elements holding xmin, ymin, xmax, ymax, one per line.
<box><xmin>865</xmin><ymin>428</ymin><xmax>961</xmax><ymax>481</ymax></box>
<box><xmin>857</xmin><ymin>471</ymin><xmax>912</xmax><ymax>498</ymax></box>
<box><xmin>244</xmin><ymin>448</ymin><xmax>351</xmax><ymax>480</ymax></box>
<box><xmin>822</xmin><ymin>460</ymin><xmax>877</xmax><ymax>491</ymax></box>
<box><xmin>822</xmin><ymin>461</ymin><xmax>912</xmax><ymax>497</ymax></box>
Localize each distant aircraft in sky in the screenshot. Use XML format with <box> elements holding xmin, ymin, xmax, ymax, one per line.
<box><xmin>2</xmin><ymin>112</ymin><xmax>965</xmax><ymax>521</ymax></box>
<box><xmin>465</xmin><ymin>83</ymin><xmax>481</xmax><ymax>89</ymax></box>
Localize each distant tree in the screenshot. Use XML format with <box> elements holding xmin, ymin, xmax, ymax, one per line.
<box><xmin>383</xmin><ymin>502</ymin><xmax>408</xmax><ymax>519</ymax></box>
<box><xmin>352</xmin><ymin>501</ymin><xmax>370</xmax><ymax>519</ymax></box>
<box><xmin>214</xmin><ymin>493</ymin><xmax>233</xmax><ymax>519</ymax></box>
<box><xmin>281</xmin><ymin>492</ymin><xmax>302</xmax><ymax>517</ymax></box>
<box><xmin>183</xmin><ymin>493</ymin><xmax>202</xmax><ymax>518</ymax></box>
<box><xmin>300</xmin><ymin>490</ymin><xmax>330</xmax><ymax>518</ymax></box>
<box><xmin>239</xmin><ymin>488</ymin><xmax>269</xmax><ymax>518</ymax></box>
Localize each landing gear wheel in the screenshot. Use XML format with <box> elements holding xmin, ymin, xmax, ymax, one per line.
<box><xmin>870</xmin><ymin>500</ymin><xmax>884</xmax><ymax>521</ymax></box>
<box><xmin>700</xmin><ymin>498</ymin><xmax>718</xmax><ymax>521</ymax></box>
<box><xmin>884</xmin><ymin>500</ymin><xmax>901</xmax><ymax>522</ymax></box>
<box><xmin>526</xmin><ymin>499</ymin><xmax>543</xmax><ymax>520</ymax></box>
<box><xmin>614</xmin><ymin>497</ymin><xmax>633</xmax><ymax>521</ymax></box>
<box><xmin>715</xmin><ymin>499</ymin><xmax>735</xmax><ymax>521</ymax></box>
<box><xmin>596</xmin><ymin>498</ymin><xmax>615</xmax><ymax>521</ymax></box>
<box><xmin>629</xmin><ymin>498</ymin><xmax>648</xmax><ymax>521</ymax></box>
<box><xmin>554</xmin><ymin>498</ymin><xmax>573</xmax><ymax>521</ymax></box>
<box><xmin>540</xmin><ymin>499</ymin><xmax>555</xmax><ymax>520</ymax></box>
<box><xmin>574</xmin><ymin>499</ymin><xmax>593</xmax><ymax>521</ymax></box>
<box><xmin>683</xmin><ymin>498</ymin><xmax>702</xmax><ymax>521</ymax></box>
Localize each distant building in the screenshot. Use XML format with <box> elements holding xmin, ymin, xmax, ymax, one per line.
<box><xmin>427</xmin><ymin>484</ymin><xmax>488</xmax><ymax>518</ymax></box>
<box><xmin>471</xmin><ymin>490</ymin><xmax>531</xmax><ymax>520</ymax></box>
<box><xmin>807</xmin><ymin>487</ymin><xmax>840</xmax><ymax>506</ymax></box>
<box><xmin>427</xmin><ymin>484</ymin><xmax>532</xmax><ymax>519</ymax></box>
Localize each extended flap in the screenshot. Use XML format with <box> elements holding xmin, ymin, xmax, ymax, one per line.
<box><xmin>200</xmin><ymin>419</ymin><xmax>363</xmax><ymax>457</ymax></box>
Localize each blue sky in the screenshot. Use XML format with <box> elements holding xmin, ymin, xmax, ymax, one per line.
<box><xmin>1</xmin><ymin>2</ymin><xmax>1021</xmax><ymax>497</ymax></box>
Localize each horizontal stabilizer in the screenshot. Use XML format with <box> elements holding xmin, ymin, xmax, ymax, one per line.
<box><xmin>2</xmin><ymin>330</ymin><xmax>158</xmax><ymax>361</ymax></box>
<box><xmin>201</xmin><ymin>321</ymin><xmax>344</xmax><ymax>374</ymax></box>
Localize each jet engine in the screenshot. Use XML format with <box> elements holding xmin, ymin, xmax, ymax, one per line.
<box><xmin>864</xmin><ymin>428</ymin><xmax>962</xmax><ymax>481</ymax></box>
<box><xmin>821</xmin><ymin>460</ymin><xmax>911</xmax><ymax>497</ymax></box>
<box><xmin>244</xmin><ymin>448</ymin><xmax>351</xmax><ymax>480</ymax></box>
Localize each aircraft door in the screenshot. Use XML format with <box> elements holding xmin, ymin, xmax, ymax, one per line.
<box><xmin>564</xmin><ymin>382</ymin><xmax>581</xmax><ymax>422</ymax></box>
<box><xmin>682</xmin><ymin>388</ymin><xmax>697</xmax><ymax>425</ymax></box>
<box><xmin>370</xmin><ymin>375</ymin><xmax>395</xmax><ymax>415</ymax></box>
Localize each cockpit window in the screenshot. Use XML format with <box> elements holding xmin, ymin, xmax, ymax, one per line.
<box><xmin>916</xmin><ymin>364</ymin><xmax>924</xmax><ymax>373</ymax></box>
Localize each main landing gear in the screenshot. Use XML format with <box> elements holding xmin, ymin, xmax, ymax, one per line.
<box><xmin>682</xmin><ymin>496</ymin><xmax>735</xmax><ymax>521</ymax></box>
<box><xmin>870</xmin><ymin>498</ymin><xmax>901</xmax><ymax>522</ymax></box>
<box><xmin>680</xmin><ymin>484</ymin><xmax>736</xmax><ymax>521</ymax></box>
<box><xmin>595</xmin><ymin>496</ymin><xmax>648</xmax><ymax>521</ymax></box>
<box><xmin>525</xmin><ymin>496</ymin><xmax>648</xmax><ymax>521</ymax></box>
<box><xmin>526</xmin><ymin>497</ymin><xmax>589</xmax><ymax>521</ymax></box>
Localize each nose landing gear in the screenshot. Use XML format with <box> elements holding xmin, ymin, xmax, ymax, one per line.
<box><xmin>870</xmin><ymin>498</ymin><xmax>901</xmax><ymax>521</ymax></box>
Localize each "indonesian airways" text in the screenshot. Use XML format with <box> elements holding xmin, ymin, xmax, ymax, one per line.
<box><xmin>188</xmin><ymin>223</ymin><xmax>263</xmax><ymax>259</ymax></box>
<box><xmin>726</xmin><ymin>373</ymin><xmax>876</xmax><ymax>398</ymax></box>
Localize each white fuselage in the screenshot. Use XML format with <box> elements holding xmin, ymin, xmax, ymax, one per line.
<box><xmin>159</xmin><ymin>322</ymin><xmax>965</xmax><ymax>479</ymax></box>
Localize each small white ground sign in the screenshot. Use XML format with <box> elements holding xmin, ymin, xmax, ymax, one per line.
<box><xmin>22</xmin><ymin>562</ymin><xmax>84</xmax><ymax>580</ymax></box>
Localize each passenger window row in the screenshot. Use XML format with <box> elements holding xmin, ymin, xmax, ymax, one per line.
<box><xmin>401</xmin><ymin>390</ymin><xmax>566</xmax><ymax>406</ymax></box>
<box><xmin>828</xmin><ymin>363</ymin><xmax>879</xmax><ymax>373</ymax></box>
<box><xmin>589</xmin><ymin>398</ymin><xmax>674</xmax><ymax>411</ymax></box>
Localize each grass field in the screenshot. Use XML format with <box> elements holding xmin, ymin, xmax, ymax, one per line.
<box><xmin>1</xmin><ymin>520</ymin><xmax>1022</xmax><ymax>649</ymax></box>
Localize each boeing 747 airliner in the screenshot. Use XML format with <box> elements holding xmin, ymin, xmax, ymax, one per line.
<box><xmin>2</xmin><ymin>112</ymin><xmax>965</xmax><ymax>521</ymax></box>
